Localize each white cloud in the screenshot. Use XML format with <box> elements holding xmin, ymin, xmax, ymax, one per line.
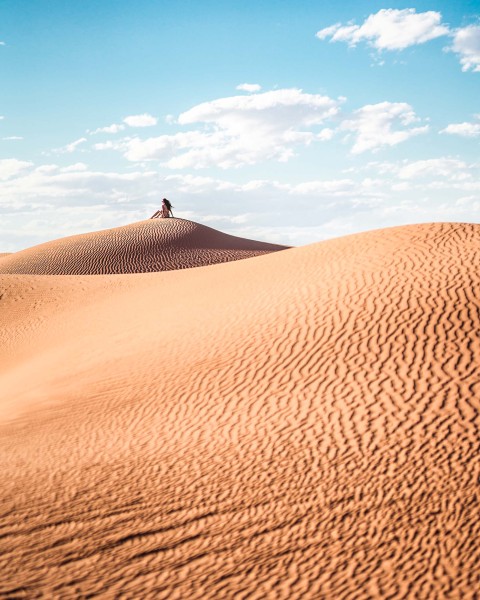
<box><xmin>0</xmin><ymin>42</ymin><xmax>5</xmax><ymax>47</ymax></box>
<box><xmin>316</xmin><ymin>24</ymin><xmax>342</xmax><ymax>41</ymax></box>
<box><xmin>173</xmin><ymin>89</ymin><xmax>336</xmax><ymax>167</ymax></box>
<box><xmin>93</xmin><ymin>140</ymin><xmax>118</xmax><ymax>151</ymax></box>
<box><xmin>2</xmin><ymin>136</ymin><xmax>23</xmax><ymax>141</ymax></box>
<box><xmin>316</xmin><ymin>8</ymin><xmax>449</xmax><ymax>51</ymax></box>
<box><xmin>450</xmin><ymin>25</ymin><xmax>480</xmax><ymax>72</ymax></box>
<box><xmin>178</xmin><ymin>88</ymin><xmax>339</xmax><ymax>128</ymax></box>
<box><xmin>92</xmin><ymin>91</ymin><xmax>434</xmax><ymax>167</ymax></box>
<box><xmin>0</xmin><ymin>159</ymin><xmax>33</xmax><ymax>180</ymax></box>
<box><xmin>0</xmin><ymin>163</ymin><xmax>161</xmax><ymax>212</ymax></box>
<box><xmin>99</xmin><ymin>88</ymin><xmax>341</xmax><ymax>169</ymax></box>
<box><xmin>54</xmin><ymin>137</ymin><xmax>88</xmax><ymax>154</ymax></box>
<box><xmin>165</xmin><ymin>175</ymin><xmax>386</xmax><ymax>200</ymax></box>
<box><xmin>90</xmin><ymin>123</ymin><xmax>125</xmax><ymax>135</ymax></box>
<box><xmin>441</xmin><ymin>121</ymin><xmax>480</xmax><ymax>137</ymax></box>
<box><xmin>1</xmin><ymin>156</ymin><xmax>479</xmax><ymax>252</ymax></box>
<box><xmin>123</xmin><ymin>113</ymin><xmax>158</xmax><ymax>127</ymax></box>
<box><xmin>341</xmin><ymin>101</ymin><xmax>428</xmax><ymax>154</ymax></box>
<box><xmin>397</xmin><ymin>158</ymin><xmax>471</xmax><ymax>180</ymax></box>
<box><xmin>317</xmin><ymin>128</ymin><xmax>335</xmax><ymax>141</ymax></box>
<box><xmin>164</xmin><ymin>173</ymin><xmax>237</xmax><ymax>194</ymax></box>
<box><xmin>288</xmin><ymin>179</ymin><xmax>355</xmax><ymax>195</ymax></box>
<box><xmin>60</xmin><ymin>163</ymin><xmax>89</xmax><ymax>173</ymax></box>
<box><xmin>236</xmin><ymin>83</ymin><xmax>262</xmax><ymax>92</ymax></box>
<box><xmin>357</xmin><ymin>157</ymin><xmax>479</xmax><ymax>191</ymax></box>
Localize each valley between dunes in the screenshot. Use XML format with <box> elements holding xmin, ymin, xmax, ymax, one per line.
<box><xmin>0</xmin><ymin>219</ymin><xmax>479</xmax><ymax>599</ymax></box>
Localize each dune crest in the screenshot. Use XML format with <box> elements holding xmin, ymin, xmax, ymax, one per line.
<box><xmin>0</xmin><ymin>222</ymin><xmax>479</xmax><ymax>598</ymax></box>
<box><xmin>0</xmin><ymin>218</ymin><xmax>288</xmax><ymax>275</ymax></box>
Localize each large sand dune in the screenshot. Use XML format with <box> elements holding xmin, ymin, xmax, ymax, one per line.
<box><xmin>0</xmin><ymin>218</ymin><xmax>288</xmax><ymax>274</ymax></box>
<box><xmin>1</xmin><ymin>222</ymin><xmax>479</xmax><ymax>598</ymax></box>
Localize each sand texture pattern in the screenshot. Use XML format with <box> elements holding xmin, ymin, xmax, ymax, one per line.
<box><xmin>0</xmin><ymin>218</ymin><xmax>288</xmax><ymax>274</ymax></box>
<box><xmin>1</xmin><ymin>222</ymin><xmax>479</xmax><ymax>599</ymax></box>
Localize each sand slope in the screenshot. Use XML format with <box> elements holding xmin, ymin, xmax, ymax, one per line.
<box><xmin>0</xmin><ymin>222</ymin><xmax>479</xmax><ymax>598</ymax></box>
<box><xmin>0</xmin><ymin>218</ymin><xmax>288</xmax><ymax>274</ymax></box>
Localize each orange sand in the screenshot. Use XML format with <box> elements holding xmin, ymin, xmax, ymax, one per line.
<box><xmin>0</xmin><ymin>218</ymin><xmax>288</xmax><ymax>274</ymax></box>
<box><xmin>0</xmin><ymin>221</ymin><xmax>479</xmax><ymax>598</ymax></box>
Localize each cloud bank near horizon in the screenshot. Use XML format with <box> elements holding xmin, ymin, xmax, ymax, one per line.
<box><xmin>1</xmin><ymin>151</ymin><xmax>478</xmax><ymax>251</ymax></box>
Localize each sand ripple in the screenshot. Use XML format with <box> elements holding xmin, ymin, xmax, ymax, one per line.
<box><xmin>0</xmin><ymin>219</ymin><xmax>288</xmax><ymax>274</ymax></box>
<box><xmin>0</xmin><ymin>222</ymin><xmax>479</xmax><ymax>598</ymax></box>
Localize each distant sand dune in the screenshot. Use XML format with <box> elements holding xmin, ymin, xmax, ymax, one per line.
<box><xmin>0</xmin><ymin>222</ymin><xmax>479</xmax><ymax>598</ymax></box>
<box><xmin>0</xmin><ymin>218</ymin><xmax>288</xmax><ymax>275</ymax></box>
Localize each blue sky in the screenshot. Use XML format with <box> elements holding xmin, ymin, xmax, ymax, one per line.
<box><xmin>1</xmin><ymin>0</ymin><xmax>479</xmax><ymax>250</ymax></box>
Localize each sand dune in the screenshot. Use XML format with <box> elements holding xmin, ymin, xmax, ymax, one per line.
<box><xmin>1</xmin><ymin>222</ymin><xmax>479</xmax><ymax>598</ymax></box>
<box><xmin>0</xmin><ymin>218</ymin><xmax>288</xmax><ymax>275</ymax></box>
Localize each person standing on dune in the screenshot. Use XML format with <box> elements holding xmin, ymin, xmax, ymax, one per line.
<box><xmin>150</xmin><ymin>198</ymin><xmax>174</xmax><ymax>219</ymax></box>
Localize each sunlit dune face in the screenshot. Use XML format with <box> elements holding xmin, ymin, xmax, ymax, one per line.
<box><xmin>0</xmin><ymin>222</ymin><xmax>479</xmax><ymax>598</ymax></box>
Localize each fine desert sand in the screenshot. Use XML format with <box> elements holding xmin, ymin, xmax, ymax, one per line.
<box><xmin>0</xmin><ymin>219</ymin><xmax>288</xmax><ymax>274</ymax></box>
<box><xmin>0</xmin><ymin>219</ymin><xmax>479</xmax><ymax>598</ymax></box>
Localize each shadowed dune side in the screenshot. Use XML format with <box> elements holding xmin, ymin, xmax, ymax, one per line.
<box><xmin>0</xmin><ymin>218</ymin><xmax>289</xmax><ymax>274</ymax></box>
<box><xmin>0</xmin><ymin>223</ymin><xmax>480</xmax><ymax>598</ymax></box>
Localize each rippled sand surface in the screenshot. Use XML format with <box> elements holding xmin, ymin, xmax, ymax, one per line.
<box><xmin>0</xmin><ymin>218</ymin><xmax>288</xmax><ymax>274</ymax></box>
<box><xmin>0</xmin><ymin>221</ymin><xmax>479</xmax><ymax>599</ymax></box>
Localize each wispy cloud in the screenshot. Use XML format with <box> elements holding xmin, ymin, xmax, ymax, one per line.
<box><xmin>123</xmin><ymin>113</ymin><xmax>158</xmax><ymax>127</ymax></box>
<box><xmin>236</xmin><ymin>83</ymin><xmax>262</xmax><ymax>92</ymax></box>
<box><xmin>60</xmin><ymin>162</ymin><xmax>89</xmax><ymax>173</ymax></box>
<box><xmin>340</xmin><ymin>102</ymin><xmax>428</xmax><ymax>154</ymax></box>
<box><xmin>89</xmin><ymin>116</ymin><xmax>158</xmax><ymax>134</ymax></box>
<box><xmin>316</xmin><ymin>9</ymin><xmax>449</xmax><ymax>51</ymax></box>
<box><xmin>53</xmin><ymin>137</ymin><xmax>88</xmax><ymax>154</ymax></box>
<box><xmin>353</xmin><ymin>157</ymin><xmax>479</xmax><ymax>187</ymax></box>
<box><xmin>449</xmin><ymin>25</ymin><xmax>480</xmax><ymax>72</ymax></box>
<box><xmin>89</xmin><ymin>123</ymin><xmax>126</xmax><ymax>135</ymax></box>
<box><xmin>397</xmin><ymin>158</ymin><xmax>472</xmax><ymax>181</ymax></box>
<box><xmin>441</xmin><ymin>118</ymin><xmax>480</xmax><ymax>137</ymax></box>
<box><xmin>0</xmin><ymin>159</ymin><xmax>33</xmax><ymax>180</ymax></box>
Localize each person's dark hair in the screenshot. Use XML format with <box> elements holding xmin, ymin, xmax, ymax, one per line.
<box><xmin>163</xmin><ymin>198</ymin><xmax>173</xmax><ymax>210</ymax></box>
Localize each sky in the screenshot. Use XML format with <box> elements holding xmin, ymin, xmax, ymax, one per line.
<box><xmin>0</xmin><ymin>0</ymin><xmax>479</xmax><ymax>250</ymax></box>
